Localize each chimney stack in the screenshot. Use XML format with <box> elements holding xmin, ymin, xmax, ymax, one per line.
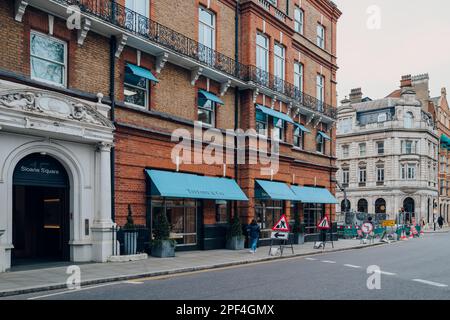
<box><xmin>400</xmin><ymin>74</ymin><xmax>412</xmax><ymax>88</ymax></box>
<box><xmin>442</xmin><ymin>87</ymin><xmax>447</xmax><ymax>97</ymax></box>
<box><xmin>349</xmin><ymin>88</ymin><xmax>363</xmax><ymax>103</ymax></box>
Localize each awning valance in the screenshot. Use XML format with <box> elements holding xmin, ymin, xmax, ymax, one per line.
<box><xmin>126</xmin><ymin>63</ymin><xmax>159</xmax><ymax>83</ymax></box>
<box><xmin>318</xmin><ymin>131</ymin><xmax>331</xmax><ymax>141</ymax></box>
<box><xmin>256</xmin><ymin>105</ymin><xmax>294</xmax><ymax>124</ymax></box>
<box><xmin>290</xmin><ymin>186</ymin><xmax>338</xmax><ymax>204</ymax></box>
<box><xmin>146</xmin><ymin>170</ymin><xmax>248</xmax><ymax>201</ymax></box>
<box><xmin>255</xmin><ymin>180</ymin><xmax>297</xmax><ymax>201</ymax></box>
<box><xmin>199</xmin><ymin>89</ymin><xmax>224</xmax><ymax>105</ymax></box>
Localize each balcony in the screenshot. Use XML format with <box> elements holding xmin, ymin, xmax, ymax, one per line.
<box><xmin>26</xmin><ymin>0</ymin><xmax>336</xmax><ymax>121</ymax></box>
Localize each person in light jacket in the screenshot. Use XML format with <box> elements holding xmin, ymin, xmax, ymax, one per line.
<box><xmin>247</xmin><ymin>219</ymin><xmax>261</xmax><ymax>254</ymax></box>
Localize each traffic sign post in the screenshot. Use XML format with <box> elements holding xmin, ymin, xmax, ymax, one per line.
<box><xmin>314</xmin><ymin>216</ymin><xmax>334</xmax><ymax>250</ymax></box>
<box><xmin>269</xmin><ymin>215</ymin><xmax>294</xmax><ymax>256</ymax></box>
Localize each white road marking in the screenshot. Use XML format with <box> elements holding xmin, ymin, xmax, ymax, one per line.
<box><xmin>321</xmin><ymin>260</ymin><xmax>336</xmax><ymax>264</ymax></box>
<box><xmin>373</xmin><ymin>270</ymin><xmax>397</xmax><ymax>276</ymax></box>
<box><xmin>305</xmin><ymin>258</ymin><xmax>317</xmax><ymax>261</ymax></box>
<box><xmin>27</xmin><ymin>282</ymin><xmax>119</xmax><ymax>300</ymax></box>
<box><xmin>412</xmin><ymin>279</ymin><xmax>448</xmax><ymax>288</ymax></box>
<box><xmin>344</xmin><ymin>264</ymin><xmax>362</xmax><ymax>269</ymax></box>
<box><xmin>122</xmin><ymin>281</ymin><xmax>144</xmax><ymax>285</ymax></box>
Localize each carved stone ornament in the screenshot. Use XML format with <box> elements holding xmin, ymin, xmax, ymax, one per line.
<box><xmin>0</xmin><ymin>89</ymin><xmax>113</xmax><ymax>128</ymax></box>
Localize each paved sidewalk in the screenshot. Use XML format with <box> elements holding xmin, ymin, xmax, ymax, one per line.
<box><xmin>0</xmin><ymin>239</ymin><xmax>384</xmax><ymax>297</ymax></box>
<box><xmin>422</xmin><ymin>226</ymin><xmax>450</xmax><ymax>233</ymax></box>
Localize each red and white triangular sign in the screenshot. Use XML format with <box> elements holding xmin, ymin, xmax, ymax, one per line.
<box><xmin>317</xmin><ymin>216</ymin><xmax>331</xmax><ymax>230</ymax></box>
<box><xmin>272</xmin><ymin>214</ymin><xmax>290</xmax><ymax>232</ymax></box>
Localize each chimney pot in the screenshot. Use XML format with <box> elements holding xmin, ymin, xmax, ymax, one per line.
<box><xmin>400</xmin><ymin>75</ymin><xmax>412</xmax><ymax>88</ymax></box>
<box><xmin>349</xmin><ymin>88</ymin><xmax>363</xmax><ymax>103</ymax></box>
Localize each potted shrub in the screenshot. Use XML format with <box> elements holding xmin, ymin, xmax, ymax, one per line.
<box><xmin>226</xmin><ymin>214</ymin><xmax>245</xmax><ymax>250</ymax></box>
<box><xmin>122</xmin><ymin>206</ymin><xmax>138</xmax><ymax>255</ymax></box>
<box><xmin>151</xmin><ymin>209</ymin><xmax>176</xmax><ymax>258</ymax></box>
<box><xmin>292</xmin><ymin>211</ymin><xmax>305</xmax><ymax>245</ymax></box>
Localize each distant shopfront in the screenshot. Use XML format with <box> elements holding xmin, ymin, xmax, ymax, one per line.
<box><xmin>145</xmin><ymin>170</ymin><xmax>248</xmax><ymax>251</ymax></box>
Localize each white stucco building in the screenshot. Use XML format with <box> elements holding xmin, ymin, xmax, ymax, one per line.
<box><xmin>0</xmin><ymin>79</ymin><xmax>115</xmax><ymax>272</ymax></box>
<box><xmin>336</xmin><ymin>76</ymin><xmax>439</xmax><ymax>224</ymax></box>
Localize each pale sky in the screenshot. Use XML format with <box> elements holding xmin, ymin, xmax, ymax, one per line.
<box><xmin>334</xmin><ymin>0</ymin><xmax>450</xmax><ymax>102</ymax></box>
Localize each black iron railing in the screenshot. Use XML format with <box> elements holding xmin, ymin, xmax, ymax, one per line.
<box><xmin>111</xmin><ymin>225</ymin><xmax>150</xmax><ymax>256</ymax></box>
<box><xmin>55</xmin><ymin>0</ymin><xmax>336</xmax><ymax>119</ymax></box>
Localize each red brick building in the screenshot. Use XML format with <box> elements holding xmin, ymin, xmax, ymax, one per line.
<box><xmin>0</xmin><ymin>0</ymin><xmax>341</xmax><ymax>269</ymax></box>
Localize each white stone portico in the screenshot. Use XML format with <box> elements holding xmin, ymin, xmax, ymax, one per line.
<box><xmin>0</xmin><ymin>79</ymin><xmax>115</xmax><ymax>272</ymax></box>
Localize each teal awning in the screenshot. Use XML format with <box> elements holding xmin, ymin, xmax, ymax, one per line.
<box><xmin>291</xmin><ymin>186</ymin><xmax>338</xmax><ymax>204</ymax></box>
<box><xmin>255</xmin><ymin>180</ymin><xmax>297</xmax><ymax>201</ymax></box>
<box><xmin>146</xmin><ymin>170</ymin><xmax>248</xmax><ymax>201</ymax></box>
<box><xmin>199</xmin><ymin>90</ymin><xmax>224</xmax><ymax>105</ymax></box>
<box><xmin>256</xmin><ymin>105</ymin><xmax>294</xmax><ymax>124</ymax></box>
<box><xmin>295</xmin><ymin>123</ymin><xmax>311</xmax><ymax>133</ymax></box>
<box><xmin>318</xmin><ymin>131</ymin><xmax>331</xmax><ymax>140</ymax></box>
<box><xmin>441</xmin><ymin>134</ymin><xmax>450</xmax><ymax>149</ymax></box>
<box><xmin>126</xmin><ymin>63</ymin><xmax>159</xmax><ymax>82</ymax></box>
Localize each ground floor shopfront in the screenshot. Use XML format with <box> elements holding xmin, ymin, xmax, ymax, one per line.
<box><xmin>0</xmin><ymin>80</ymin><xmax>115</xmax><ymax>272</ymax></box>
<box><xmin>115</xmin><ymin>123</ymin><xmax>338</xmax><ymax>251</ymax></box>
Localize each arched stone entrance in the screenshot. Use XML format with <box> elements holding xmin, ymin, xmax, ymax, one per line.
<box><xmin>12</xmin><ymin>154</ymin><xmax>70</xmax><ymax>265</ymax></box>
<box><xmin>403</xmin><ymin>197</ymin><xmax>415</xmax><ymax>222</ymax></box>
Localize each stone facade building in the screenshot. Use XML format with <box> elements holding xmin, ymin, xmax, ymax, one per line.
<box><xmin>0</xmin><ymin>0</ymin><xmax>341</xmax><ymax>272</ymax></box>
<box><xmin>336</xmin><ymin>75</ymin><xmax>439</xmax><ymax>224</ymax></box>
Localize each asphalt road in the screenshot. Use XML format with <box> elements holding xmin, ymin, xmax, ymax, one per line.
<box><xmin>4</xmin><ymin>232</ymin><xmax>450</xmax><ymax>300</ymax></box>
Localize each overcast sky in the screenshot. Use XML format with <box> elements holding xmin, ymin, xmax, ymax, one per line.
<box><xmin>334</xmin><ymin>0</ymin><xmax>450</xmax><ymax>102</ymax></box>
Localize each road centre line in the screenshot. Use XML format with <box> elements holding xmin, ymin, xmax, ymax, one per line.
<box><xmin>412</xmin><ymin>279</ymin><xmax>448</xmax><ymax>287</ymax></box>
<box><xmin>344</xmin><ymin>264</ymin><xmax>362</xmax><ymax>269</ymax></box>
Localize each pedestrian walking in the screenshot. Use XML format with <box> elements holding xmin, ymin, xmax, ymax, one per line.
<box><xmin>247</xmin><ymin>219</ymin><xmax>260</xmax><ymax>254</ymax></box>
<box><xmin>438</xmin><ymin>216</ymin><xmax>444</xmax><ymax>229</ymax></box>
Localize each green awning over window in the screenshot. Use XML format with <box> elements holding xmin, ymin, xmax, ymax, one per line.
<box><xmin>256</xmin><ymin>105</ymin><xmax>294</xmax><ymax>124</ymax></box>
<box><xmin>290</xmin><ymin>186</ymin><xmax>338</xmax><ymax>204</ymax></box>
<box><xmin>199</xmin><ymin>90</ymin><xmax>224</xmax><ymax>105</ymax></box>
<box><xmin>295</xmin><ymin>123</ymin><xmax>311</xmax><ymax>133</ymax></box>
<box><xmin>255</xmin><ymin>180</ymin><xmax>297</xmax><ymax>201</ymax></box>
<box><xmin>318</xmin><ymin>131</ymin><xmax>331</xmax><ymax>141</ymax></box>
<box><xmin>126</xmin><ymin>63</ymin><xmax>159</xmax><ymax>83</ymax></box>
<box><xmin>146</xmin><ymin>170</ymin><xmax>248</xmax><ymax>201</ymax></box>
<box><xmin>441</xmin><ymin>134</ymin><xmax>450</xmax><ymax>149</ymax></box>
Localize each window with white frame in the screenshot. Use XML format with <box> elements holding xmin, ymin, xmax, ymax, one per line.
<box><xmin>256</xmin><ymin>33</ymin><xmax>269</xmax><ymax>84</ymax></box>
<box><xmin>316</xmin><ymin>74</ymin><xmax>325</xmax><ymax>111</ymax></box>
<box><xmin>377</xmin><ymin>165</ymin><xmax>385</xmax><ymax>182</ymax></box>
<box><xmin>198</xmin><ymin>92</ymin><xmax>216</xmax><ymax>126</ymax></box>
<box><xmin>30</xmin><ymin>31</ymin><xmax>67</xmax><ymax>87</ymax></box>
<box><xmin>125</xmin><ymin>0</ymin><xmax>149</xmax><ymax>17</ymax></box>
<box><xmin>274</xmin><ymin>43</ymin><xmax>285</xmax><ymax>91</ymax></box>
<box><xmin>293</xmin><ymin>126</ymin><xmax>303</xmax><ymax>148</ymax></box>
<box><xmin>401</xmin><ymin>164</ymin><xmax>416</xmax><ymax>180</ymax></box>
<box><xmin>342</xmin><ymin>145</ymin><xmax>349</xmax><ymax>158</ymax></box>
<box><xmin>199</xmin><ymin>7</ymin><xmax>216</xmax><ymax>64</ymax></box>
<box><xmin>273</xmin><ymin>117</ymin><xmax>284</xmax><ymax>141</ymax></box>
<box><xmin>342</xmin><ymin>168</ymin><xmax>350</xmax><ymax>186</ymax></box>
<box><xmin>359</xmin><ymin>165</ymin><xmax>367</xmax><ymax>183</ymax></box>
<box><xmin>316</xmin><ymin>133</ymin><xmax>325</xmax><ymax>153</ymax></box>
<box><xmin>256</xmin><ymin>109</ymin><xmax>268</xmax><ymax>136</ymax></box>
<box><xmin>317</xmin><ymin>24</ymin><xmax>325</xmax><ymax>49</ymax></box>
<box><xmin>377</xmin><ymin>141</ymin><xmax>385</xmax><ymax>155</ymax></box>
<box><xmin>294</xmin><ymin>62</ymin><xmax>303</xmax><ymax>92</ymax></box>
<box><xmin>401</xmin><ymin>140</ymin><xmax>417</xmax><ymax>154</ymax></box>
<box><xmin>294</xmin><ymin>7</ymin><xmax>304</xmax><ymax>34</ymax></box>
<box><xmin>124</xmin><ymin>66</ymin><xmax>149</xmax><ymax>108</ymax></box>
<box><xmin>359</xmin><ymin>143</ymin><xmax>366</xmax><ymax>157</ymax></box>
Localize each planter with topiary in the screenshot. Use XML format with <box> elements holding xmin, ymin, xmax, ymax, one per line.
<box><xmin>123</xmin><ymin>210</ymin><xmax>138</xmax><ymax>255</ymax></box>
<box><xmin>292</xmin><ymin>210</ymin><xmax>306</xmax><ymax>245</ymax></box>
<box><xmin>151</xmin><ymin>209</ymin><xmax>176</xmax><ymax>258</ymax></box>
<box><xmin>226</xmin><ymin>214</ymin><xmax>245</xmax><ymax>250</ymax></box>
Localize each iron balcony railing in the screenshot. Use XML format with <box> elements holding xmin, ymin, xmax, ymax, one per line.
<box><xmin>56</xmin><ymin>0</ymin><xmax>336</xmax><ymax>119</ymax></box>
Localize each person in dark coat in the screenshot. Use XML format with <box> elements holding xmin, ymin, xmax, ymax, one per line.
<box><xmin>247</xmin><ymin>219</ymin><xmax>261</xmax><ymax>254</ymax></box>
<box><xmin>438</xmin><ymin>216</ymin><xmax>444</xmax><ymax>229</ymax></box>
